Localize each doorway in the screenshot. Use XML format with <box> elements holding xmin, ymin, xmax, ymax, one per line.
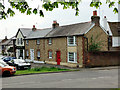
<box><xmin>56</xmin><ymin>51</ymin><xmax>61</xmax><ymax>65</ymax></box>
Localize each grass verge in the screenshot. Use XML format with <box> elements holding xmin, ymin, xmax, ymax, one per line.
<box><xmin>15</xmin><ymin>67</ymin><xmax>77</xmax><ymax>75</ymax></box>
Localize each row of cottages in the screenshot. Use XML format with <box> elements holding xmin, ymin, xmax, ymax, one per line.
<box><xmin>15</xmin><ymin>11</ymin><xmax>109</xmax><ymax>67</ymax></box>
<box><xmin>0</xmin><ymin>36</ymin><xmax>15</xmax><ymax>56</ymax></box>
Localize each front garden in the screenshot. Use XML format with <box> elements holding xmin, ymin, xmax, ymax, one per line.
<box><xmin>15</xmin><ymin>67</ymin><xmax>76</xmax><ymax>75</ymax></box>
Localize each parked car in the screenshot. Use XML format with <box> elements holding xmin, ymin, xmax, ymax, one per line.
<box><xmin>7</xmin><ymin>59</ymin><xmax>31</xmax><ymax>70</ymax></box>
<box><xmin>0</xmin><ymin>61</ymin><xmax>16</xmax><ymax>76</ymax></box>
<box><xmin>0</xmin><ymin>56</ymin><xmax>5</xmax><ymax>59</ymax></box>
<box><xmin>0</xmin><ymin>60</ymin><xmax>8</xmax><ymax>65</ymax></box>
<box><xmin>3</xmin><ymin>57</ymin><xmax>16</xmax><ymax>62</ymax></box>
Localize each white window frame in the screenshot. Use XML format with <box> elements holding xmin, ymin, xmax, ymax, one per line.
<box><xmin>49</xmin><ymin>51</ymin><xmax>52</xmax><ymax>59</ymax></box>
<box><xmin>68</xmin><ymin>52</ymin><xmax>77</xmax><ymax>63</ymax></box>
<box><xmin>48</xmin><ymin>38</ymin><xmax>52</xmax><ymax>45</ymax></box>
<box><xmin>37</xmin><ymin>50</ymin><xmax>40</xmax><ymax>57</ymax></box>
<box><xmin>37</xmin><ymin>39</ymin><xmax>40</xmax><ymax>45</ymax></box>
<box><xmin>67</xmin><ymin>36</ymin><xmax>76</xmax><ymax>46</ymax></box>
<box><xmin>112</xmin><ymin>37</ymin><xmax>120</xmax><ymax>47</ymax></box>
<box><xmin>26</xmin><ymin>40</ymin><xmax>28</xmax><ymax>45</ymax></box>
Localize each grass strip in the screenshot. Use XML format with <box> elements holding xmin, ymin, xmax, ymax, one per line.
<box><xmin>15</xmin><ymin>67</ymin><xmax>77</xmax><ymax>75</ymax></box>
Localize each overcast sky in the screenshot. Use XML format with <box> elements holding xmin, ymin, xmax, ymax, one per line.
<box><xmin>0</xmin><ymin>0</ymin><xmax>118</xmax><ymax>39</ymax></box>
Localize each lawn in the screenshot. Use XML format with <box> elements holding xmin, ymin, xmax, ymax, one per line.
<box><xmin>15</xmin><ymin>67</ymin><xmax>75</xmax><ymax>75</ymax></box>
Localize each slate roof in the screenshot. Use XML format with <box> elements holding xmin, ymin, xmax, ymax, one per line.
<box><xmin>20</xmin><ymin>21</ymin><xmax>108</xmax><ymax>39</ymax></box>
<box><xmin>1</xmin><ymin>39</ymin><xmax>12</xmax><ymax>45</ymax></box>
<box><xmin>19</xmin><ymin>28</ymin><xmax>32</xmax><ymax>37</ymax></box>
<box><xmin>26</xmin><ymin>28</ymin><xmax>52</xmax><ymax>39</ymax></box>
<box><xmin>108</xmin><ymin>22</ymin><xmax>120</xmax><ymax>36</ymax></box>
<box><xmin>0</xmin><ymin>36</ymin><xmax>15</xmax><ymax>45</ymax></box>
<box><xmin>46</xmin><ymin>22</ymin><xmax>95</xmax><ymax>37</ymax></box>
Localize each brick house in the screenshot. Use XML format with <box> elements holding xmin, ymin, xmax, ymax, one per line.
<box><xmin>0</xmin><ymin>36</ymin><xmax>15</xmax><ymax>56</ymax></box>
<box><xmin>108</xmin><ymin>22</ymin><xmax>120</xmax><ymax>51</ymax></box>
<box><xmin>102</xmin><ymin>16</ymin><xmax>120</xmax><ymax>51</ymax></box>
<box><xmin>23</xmin><ymin>11</ymin><xmax>109</xmax><ymax>67</ymax></box>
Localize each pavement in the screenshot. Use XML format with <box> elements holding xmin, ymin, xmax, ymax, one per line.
<box><xmin>31</xmin><ymin>62</ymin><xmax>119</xmax><ymax>71</ymax></box>
<box><xmin>89</xmin><ymin>66</ymin><xmax>119</xmax><ymax>70</ymax></box>
<box><xmin>2</xmin><ymin>68</ymin><xmax>119</xmax><ymax>88</ymax></box>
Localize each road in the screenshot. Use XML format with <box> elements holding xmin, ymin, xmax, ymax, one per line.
<box><xmin>2</xmin><ymin>68</ymin><xmax>119</xmax><ymax>88</ymax></box>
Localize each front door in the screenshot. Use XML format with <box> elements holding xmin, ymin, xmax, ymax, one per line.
<box><xmin>20</xmin><ymin>49</ymin><xmax>23</xmax><ymax>59</ymax></box>
<box><xmin>56</xmin><ymin>51</ymin><xmax>61</xmax><ymax>65</ymax></box>
<box><xmin>30</xmin><ymin>49</ymin><xmax>34</xmax><ymax>61</ymax></box>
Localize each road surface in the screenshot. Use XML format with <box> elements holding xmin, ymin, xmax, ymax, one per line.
<box><xmin>2</xmin><ymin>68</ymin><xmax>119</xmax><ymax>88</ymax></box>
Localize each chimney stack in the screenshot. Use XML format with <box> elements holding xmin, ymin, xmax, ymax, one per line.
<box><xmin>5</xmin><ymin>36</ymin><xmax>7</xmax><ymax>40</ymax></box>
<box><xmin>103</xmin><ymin>16</ymin><xmax>108</xmax><ymax>31</ymax></box>
<box><xmin>32</xmin><ymin>25</ymin><xmax>36</xmax><ymax>31</ymax></box>
<box><xmin>91</xmin><ymin>10</ymin><xmax>100</xmax><ymax>26</ymax></box>
<box><xmin>52</xmin><ymin>20</ymin><xmax>59</xmax><ymax>29</ymax></box>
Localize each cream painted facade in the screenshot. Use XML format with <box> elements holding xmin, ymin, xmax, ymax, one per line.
<box><xmin>16</xmin><ymin>30</ymin><xmax>25</xmax><ymax>59</ymax></box>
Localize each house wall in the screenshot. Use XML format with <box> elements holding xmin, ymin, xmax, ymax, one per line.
<box><xmin>76</xmin><ymin>36</ymin><xmax>84</xmax><ymax>67</ymax></box>
<box><xmin>85</xmin><ymin>26</ymin><xmax>108</xmax><ymax>51</ymax></box>
<box><xmin>16</xmin><ymin>30</ymin><xmax>25</xmax><ymax>59</ymax></box>
<box><xmin>25</xmin><ymin>36</ymin><xmax>84</xmax><ymax>67</ymax></box>
<box><xmin>25</xmin><ymin>39</ymin><xmax>45</xmax><ymax>61</ymax></box>
<box><xmin>16</xmin><ymin>31</ymin><xmax>24</xmax><ymax>46</ymax></box>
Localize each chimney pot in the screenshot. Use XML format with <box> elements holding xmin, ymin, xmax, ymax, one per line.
<box><xmin>32</xmin><ymin>25</ymin><xmax>36</xmax><ymax>31</ymax></box>
<box><xmin>5</xmin><ymin>36</ymin><xmax>7</xmax><ymax>39</ymax></box>
<box><xmin>53</xmin><ymin>20</ymin><xmax>57</xmax><ymax>24</ymax></box>
<box><xmin>33</xmin><ymin>25</ymin><xmax>35</xmax><ymax>28</ymax></box>
<box><xmin>52</xmin><ymin>20</ymin><xmax>59</xmax><ymax>29</ymax></box>
<box><xmin>93</xmin><ymin>10</ymin><xmax>97</xmax><ymax>16</ymax></box>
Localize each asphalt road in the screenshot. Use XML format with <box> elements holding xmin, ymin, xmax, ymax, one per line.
<box><xmin>2</xmin><ymin>68</ymin><xmax>119</xmax><ymax>88</ymax></box>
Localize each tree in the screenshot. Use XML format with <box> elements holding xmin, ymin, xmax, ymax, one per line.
<box><xmin>0</xmin><ymin>0</ymin><xmax>119</xmax><ymax>20</ymax></box>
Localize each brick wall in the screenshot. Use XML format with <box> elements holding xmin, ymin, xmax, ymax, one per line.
<box><xmin>44</xmin><ymin>37</ymin><xmax>67</xmax><ymax>63</ymax></box>
<box><xmin>85</xmin><ymin>51</ymin><xmax>120</xmax><ymax>67</ymax></box>
<box><xmin>25</xmin><ymin>39</ymin><xmax>45</xmax><ymax>61</ymax></box>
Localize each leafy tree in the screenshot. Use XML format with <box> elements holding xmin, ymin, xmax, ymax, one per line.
<box><xmin>0</xmin><ymin>0</ymin><xmax>119</xmax><ymax>20</ymax></box>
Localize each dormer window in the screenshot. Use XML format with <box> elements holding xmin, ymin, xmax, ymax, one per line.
<box><xmin>67</xmin><ymin>36</ymin><xmax>76</xmax><ymax>46</ymax></box>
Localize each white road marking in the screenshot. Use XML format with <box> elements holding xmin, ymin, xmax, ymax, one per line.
<box><xmin>91</xmin><ymin>78</ymin><xmax>97</xmax><ymax>79</ymax></box>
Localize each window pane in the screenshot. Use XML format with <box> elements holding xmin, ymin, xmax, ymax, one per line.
<box><xmin>17</xmin><ymin>38</ymin><xmax>19</xmax><ymax>45</ymax></box>
<box><xmin>49</xmin><ymin>51</ymin><xmax>52</xmax><ymax>58</ymax></box>
<box><xmin>21</xmin><ymin>38</ymin><xmax>23</xmax><ymax>45</ymax></box>
<box><xmin>26</xmin><ymin>50</ymin><xmax>29</xmax><ymax>56</ymax></box>
<box><xmin>26</xmin><ymin>40</ymin><xmax>28</xmax><ymax>44</ymax></box>
<box><xmin>68</xmin><ymin>52</ymin><xmax>77</xmax><ymax>63</ymax></box>
<box><xmin>49</xmin><ymin>38</ymin><xmax>52</xmax><ymax>44</ymax></box>
<box><xmin>37</xmin><ymin>39</ymin><xmax>40</xmax><ymax>44</ymax></box>
<box><xmin>69</xmin><ymin>52</ymin><xmax>74</xmax><ymax>62</ymax></box>
<box><xmin>68</xmin><ymin>36</ymin><xmax>76</xmax><ymax>45</ymax></box>
<box><xmin>37</xmin><ymin>51</ymin><xmax>40</xmax><ymax>57</ymax></box>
